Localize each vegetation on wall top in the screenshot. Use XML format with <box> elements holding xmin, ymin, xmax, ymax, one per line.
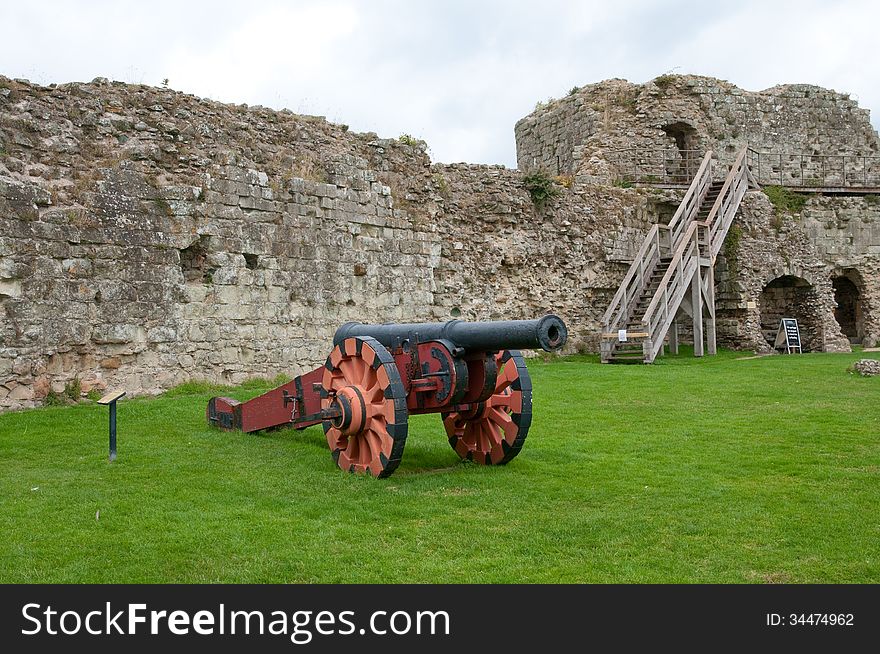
<box><xmin>763</xmin><ymin>185</ymin><xmax>809</xmax><ymax>214</ymax></box>
<box><xmin>522</xmin><ymin>169</ymin><xmax>562</xmax><ymax>208</ymax></box>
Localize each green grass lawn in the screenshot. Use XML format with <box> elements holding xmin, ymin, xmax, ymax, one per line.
<box><xmin>1</xmin><ymin>349</ymin><xmax>878</xmax><ymax>583</ymax></box>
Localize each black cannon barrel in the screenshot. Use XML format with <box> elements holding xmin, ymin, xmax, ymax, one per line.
<box><xmin>333</xmin><ymin>314</ymin><xmax>567</xmax><ymax>353</ymax></box>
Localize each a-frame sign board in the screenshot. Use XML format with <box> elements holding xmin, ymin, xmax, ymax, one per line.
<box><xmin>774</xmin><ymin>318</ymin><xmax>802</xmax><ymax>354</ymax></box>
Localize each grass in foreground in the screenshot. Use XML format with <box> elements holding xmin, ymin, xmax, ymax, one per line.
<box><xmin>0</xmin><ymin>348</ymin><xmax>878</xmax><ymax>583</ymax></box>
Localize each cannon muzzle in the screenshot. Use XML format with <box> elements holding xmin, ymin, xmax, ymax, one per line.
<box><xmin>333</xmin><ymin>314</ymin><xmax>567</xmax><ymax>353</ymax></box>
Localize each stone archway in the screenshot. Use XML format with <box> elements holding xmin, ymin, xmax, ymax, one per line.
<box><xmin>759</xmin><ymin>275</ymin><xmax>819</xmax><ymax>351</ymax></box>
<box><xmin>831</xmin><ymin>269</ymin><xmax>864</xmax><ymax>342</ymax></box>
<box><xmin>661</xmin><ymin>121</ymin><xmax>699</xmax><ymax>182</ymax></box>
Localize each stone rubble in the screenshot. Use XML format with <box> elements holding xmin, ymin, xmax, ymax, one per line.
<box><xmin>850</xmin><ymin>358</ymin><xmax>880</xmax><ymax>376</ymax></box>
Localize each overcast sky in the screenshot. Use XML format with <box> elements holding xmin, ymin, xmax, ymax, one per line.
<box><xmin>2</xmin><ymin>0</ymin><xmax>878</xmax><ymax>167</ymax></box>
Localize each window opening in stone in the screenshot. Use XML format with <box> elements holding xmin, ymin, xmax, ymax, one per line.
<box><xmin>243</xmin><ymin>253</ymin><xmax>259</xmax><ymax>270</ymax></box>
<box><xmin>832</xmin><ymin>273</ymin><xmax>863</xmax><ymax>342</ymax></box>
<box><xmin>179</xmin><ymin>235</ymin><xmax>214</xmax><ymax>284</ymax></box>
<box><xmin>661</xmin><ymin>122</ymin><xmax>698</xmax><ymax>183</ymax></box>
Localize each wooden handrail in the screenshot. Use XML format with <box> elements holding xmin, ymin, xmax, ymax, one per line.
<box><xmin>669</xmin><ymin>152</ymin><xmax>714</xmax><ymax>248</ymax></box>
<box><xmin>703</xmin><ymin>146</ymin><xmax>748</xmax><ymax>228</ymax></box>
<box><xmin>709</xmin><ymin>165</ymin><xmax>749</xmax><ymax>261</ymax></box>
<box><xmin>601</xmin><ymin>150</ymin><xmax>714</xmax><ymax>334</ymax></box>
<box><xmin>601</xmin><ymin>146</ymin><xmax>752</xmax><ymax>363</ymax></box>
<box><xmin>640</xmin><ymin>227</ymin><xmax>704</xmax><ymax>362</ymax></box>
<box><xmin>667</xmin><ymin>151</ymin><xmax>713</xmax><ymax>232</ymax></box>
<box><xmin>601</xmin><ymin>224</ymin><xmax>659</xmax><ymax>328</ymax></box>
<box><xmin>640</xmin><ymin>219</ymin><xmax>704</xmax><ymax>328</ymax></box>
<box><xmin>640</xmin><ymin>146</ymin><xmax>750</xmax><ymax>356</ymax></box>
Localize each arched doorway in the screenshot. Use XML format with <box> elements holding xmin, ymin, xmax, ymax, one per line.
<box><xmin>662</xmin><ymin>121</ymin><xmax>698</xmax><ymax>182</ymax></box>
<box><xmin>832</xmin><ymin>271</ymin><xmax>864</xmax><ymax>342</ymax></box>
<box><xmin>759</xmin><ymin>275</ymin><xmax>816</xmax><ymax>351</ymax></box>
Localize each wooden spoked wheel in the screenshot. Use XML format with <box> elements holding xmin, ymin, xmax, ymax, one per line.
<box><xmin>322</xmin><ymin>336</ymin><xmax>408</xmax><ymax>478</ymax></box>
<box><xmin>443</xmin><ymin>350</ymin><xmax>533</xmax><ymax>465</ymax></box>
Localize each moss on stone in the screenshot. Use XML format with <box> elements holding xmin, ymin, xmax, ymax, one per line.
<box><xmin>724</xmin><ymin>223</ymin><xmax>742</xmax><ymax>277</ymax></box>
<box><xmin>763</xmin><ymin>185</ymin><xmax>808</xmax><ymax>215</ymax></box>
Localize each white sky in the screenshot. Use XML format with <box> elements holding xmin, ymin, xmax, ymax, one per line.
<box><xmin>2</xmin><ymin>0</ymin><xmax>878</xmax><ymax>167</ymax></box>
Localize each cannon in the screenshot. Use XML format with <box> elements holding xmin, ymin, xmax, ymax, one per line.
<box><xmin>207</xmin><ymin>315</ymin><xmax>567</xmax><ymax>478</ymax></box>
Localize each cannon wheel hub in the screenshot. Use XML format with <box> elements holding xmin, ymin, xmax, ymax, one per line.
<box><xmin>330</xmin><ymin>386</ymin><xmax>367</xmax><ymax>436</ymax></box>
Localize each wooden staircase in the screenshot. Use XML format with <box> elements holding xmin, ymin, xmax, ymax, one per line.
<box><xmin>694</xmin><ymin>181</ymin><xmax>726</xmax><ymax>223</ymax></box>
<box><xmin>600</xmin><ymin>147</ymin><xmax>755</xmax><ymax>364</ymax></box>
<box><xmin>608</xmin><ymin>256</ymin><xmax>672</xmax><ymax>364</ymax></box>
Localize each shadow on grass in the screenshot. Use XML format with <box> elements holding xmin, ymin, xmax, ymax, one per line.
<box><xmin>239</xmin><ymin>419</ymin><xmax>467</xmax><ymax>477</ymax></box>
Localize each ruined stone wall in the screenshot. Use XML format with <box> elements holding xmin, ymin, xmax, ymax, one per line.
<box><xmin>427</xmin><ymin>164</ymin><xmax>678</xmax><ymax>352</ymax></box>
<box><xmin>516</xmin><ymin>74</ymin><xmax>880</xmax><ymax>355</ymax></box>
<box><xmin>712</xmin><ymin>192</ymin><xmax>880</xmax><ymax>353</ymax></box>
<box><xmin>0</xmin><ymin>76</ymin><xmax>446</xmax><ymax>408</ymax></box>
<box><xmin>1</xmin><ymin>76</ymin><xmax>676</xmax><ymax>409</ymax></box>
<box><xmin>0</xmin><ymin>156</ymin><xmax>445</xmax><ymax>407</ymax></box>
<box><xmin>2</xmin><ymin>73</ymin><xmax>880</xmax><ymax>410</ymax></box>
<box><xmin>792</xmin><ymin>195</ymin><xmax>879</xmax><ymax>345</ymax></box>
<box><xmin>516</xmin><ymin>75</ymin><xmax>880</xmax><ymax>178</ymax></box>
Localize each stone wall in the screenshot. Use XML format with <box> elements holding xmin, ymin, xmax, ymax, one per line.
<box><xmin>516</xmin><ymin>74</ymin><xmax>880</xmax><ymax>355</ymax></box>
<box><xmin>706</xmin><ymin>191</ymin><xmax>880</xmax><ymax>353</ymax></box>
<box><xmin>515</xmin><ymin>75</ymin><xmax>880</xmax><ymax>179</ymax></box>
<box><xmin>0</xmin><ymin>76</ymin><xmax>447</xmax><ymax>408</ymax></box>
<box><xmin>428</xmin><ymin>164</ymin><xmax>678</xmax><ymax>352</ymax></box>
<box><xmin>1</xmin><ymin>75</ymin><xmax>680</xmax><ymax>409</ymax></box>
<box><xmin>2</xmin><ymin>73</ymin><xmax>880</xmax><ymax>410</ymax></box>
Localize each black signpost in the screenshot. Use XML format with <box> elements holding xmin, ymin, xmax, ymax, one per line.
<box><xmin>98</xmin><ymin>390</ymin><xmax>126</xmax><ymax>461</ymax></box>
<box><xmin>774</xmin><ymin>318</ymin><xmax>802</xmax><ymax>354</ymax></box>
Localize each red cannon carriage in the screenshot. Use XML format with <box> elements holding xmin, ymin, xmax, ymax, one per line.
<box><xmin>207</xmin><ymin>315</ymin><xmax>567</xmax><ymax>478</ymax></box>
